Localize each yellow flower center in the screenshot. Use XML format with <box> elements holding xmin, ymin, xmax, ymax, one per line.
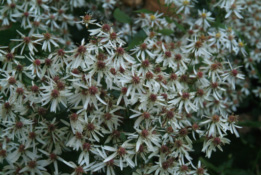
<box><xmin>183</xmin><ymin>0</ymin><xmax>189</xmax><ymax>5</ymax></box>
<box><xmin>238</xmin><ymin>42</ymin><xmax>244</xmax><ymax>47</ymax></box>
<box><xmin>150</xmin><ymin>15</ymin><xmax>156</xmax><ymax>21</ymax></box>
<box><xmin>227</xmin><ymin>27</ymin><xmax>232</xmax><ymax>32</ymax></box>
<box><xmin>201</xmin><ymin>13</ymin><xmax>207</xmax><ymax>18</ymax></box>
<box><xmin>215</xmin><ymin>33</ymin><xmax>221</xmax><ymax>38</ymax></box>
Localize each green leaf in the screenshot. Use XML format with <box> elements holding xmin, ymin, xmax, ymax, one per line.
<box><xmin>237</xmin><ymin>121</ymin><xmax>261</xmax><ymax>128</ymax></box>
<box><xmin>135</xmin><ymin>9</ymin><xmax>153</xmax><ymax>14</ymax></box>
<box><xmin>157</xmin><ymin>29</ymin><xmax>173</xmax><ymax>36</ymax></box>
<box><xmin>127</xmin><ymin>29</ymin><xmax>147</xmax><ymax>50</ymax></box>
<box><xmin>173</xmin><ymin>21</ymin><xmax>185</xmax><ymax>32</ymax></box>
<box><xmin>113</xmin><ymin>8</ymin><xmax>132</xmax><ymax>23</ymax></box>
<box><xmin>199</xmin><ymin>157</ymin><xmax>220</xmax><ymax>172</ymax></box>
<box><xmin>120</xmin><ymin>132</ymin><xmax>127</xmax><ymax>141</ymax></box>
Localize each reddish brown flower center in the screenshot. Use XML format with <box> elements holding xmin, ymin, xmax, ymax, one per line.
<box><xmin>182</xmin><ymin>92</ymin><xmax>190</xmax><ymax>100</ymax></box>
<box><xmin>110</xmin><ymin>32</ymin><xmax>117</xmax><ymax>40</ymax></box>
<box><xmin>116</xmin><ymin>47</ymin><xmax>125</xmax><ymax>55</ymax></box>
<box><xmin>117</xmin><ymin>147</ymin><xmax>126</xmax><ymax>156</ymax></box>
<box><xmin>149</xmin><ymin>94</ymin><xmax>157</xmax><ymax>102</ymax></box>
<box><xmin>166</xmin><ymin>110</ymin><xmax>174</xmax><ymax>119</ymax></box>
<box><xmin>77</xmin><ymin>45</ymin><xmax>86</xmax><ymax>54</ymax></box>
<box><xmin>8</xmin><ymin>77</ymin><xmax>16</xmax><ymax>85</ymax></box>
<box><xmin>104</xmin><ymin>113</ymin><xmax>112</xmax><ymax>120</ymax></box>
<box><xmin>142</xmin><ymin>59</ymin><xmax>150</xmax><ymax>67</ymax></box>
<box><xmin>89</xmin><ymin>86</ymin><xmax>98</xmax><ymax>95</ymax></box>
<box><xmin>16</xmin><ymin>88</ymin><xmax>24</xmax><ymax>95</ymax></box>
<box><xmin>121</xmin><ymin>87</ymin><xmax>127</xmax><ymax>94</ymax></box>
<box><xmin>141</xmin><ymin>129</ymin><xmax>149</xmax><ymax>138</ymax></box>
<box><xmin>102</xmin><ymin>24</ymin><xmax>110</xmax><ymax>32</ymax></box>
<box><xmin>146</xmin><ymin>71</ymin><xmax>154</xmax><ymax>80</ymax></box>
<box><xmin>165</xmin><ymin>51</ymin><xmax>172</xmax><ymax>58</ymax></box>
<box><xmin>6</xmin><ymin>53</ymin><xmax>14</xmax><ymax>61</ymax></box>
<box><xmin>160</xmin><ymin>145</ymin><xmax>169</xmax><ymax>153</ymax></box>
<box><xmin>51</xmin><ymin>89</ymin><xmax>60</xmax><ymax>98</ymax></box>
<box><xmin>70</xmin><ymin>113</ymin><xmax>78</xmax><ymax>121</ymax></box>
<box><xmin>179</xmin><ymin>128</ymin><xmax>188</xmax><ymax>136</ymax></box>
<box><xmin>28</xmin><ymin>160</ymin><xmax>37</xmax><ymax>169</ymax></box>
<box><xmin>23</xmin><ymin>37</ymin><xmax>31</xmax><ymax>44</ymax></box>
<box><xmin>175</xmin><ymin>54</ymin><xmax>182</xmax><ymax>61</ymax></box>
<box><xmin>15</xmin><ymin>121</ymin><xmax>23</xmax><ymax>129</ymax></box>
<box><xmin>57</xmin><ymin>49</ymin><xmax>65</xmax><ymax>56</ymax></box>
<box><xmin>132</xmin><ymin>75</ymin><xmax>140</xmax><ymax>84</ymax></box>
<box><xmin>87</xmin><ymin>123</ymin><xmax>95</xmax><ymax>131</ymax></box>
<box><xmin>213</xmin><ymin>137</ymin><xmax>221</xmax><ymax>145</ymax></box>
<box><xmin>142</xmin><ymin>112</ymin><xmax>150</xmax><ymax>119</ymax></box>
<box><xmin>212</xmin><ymin>114</ymin><xmax>220</xmax><ymax>122</ymax></box>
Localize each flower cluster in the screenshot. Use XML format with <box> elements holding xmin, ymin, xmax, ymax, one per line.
<box><xmin>0</xmin><ymin>0</ymin><xmax>260</xmax><ymax>175</ymax></box>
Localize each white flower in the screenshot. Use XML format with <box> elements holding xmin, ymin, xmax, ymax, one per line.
<box><xmin>195</xmin><ymin>9</ymin><xmax>214</xmax><ymax>30</ymax></box>
<box><xmin>200</xmin><ymin>114</ymin><xmax>228</xmax><ymax>137</ymax></box>
<box><xmin>11</xmin><ymin>30</ymin><xmax>40</xmax><ymax>55</ymax></box>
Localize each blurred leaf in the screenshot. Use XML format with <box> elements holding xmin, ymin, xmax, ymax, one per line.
<box><xmin>135</xmin><ymin>9</ymin><xmax>153</xmax><ymax>14</ymax></box>
<box><xmin>200</xmin><ymin>157</ymin><xmax>220</xmax><ymax>172</ymax></box>
<box><xmin>224</xmin><ymin>169</ymin><xmax>255</xmax><ymax>175</ymax></box>
<box><xmin>127</xmin><ymin>29</ymin><xmax>147</xmax><ymax>50</ymax></box>
<box><xmin>157</xmin><ymin>29</ymin><xmax>173</xmax><ymax>36</ymax></box>
<box><xmin>173</xmin><ymin>21</ymin><xmax>185</xmax><ymax>32</ymax></box>
<box><xmin>120</xmin><ymin>132</ymin><xmax>126</xmax><ymax>141</ymax></box>
<box><xmin>0</xmin><ymin>23</ymin><xmax>26</xmax><ymax>46</ymax></box>
<box><xmin>113</xmin><ymin>8</ymin><xmax>132</xmax><ymax>23</ymax></box>
<box><xmin>237</xmin><ymin>121</ymin><xmax>261</xmax><ymax>128</ymax></box>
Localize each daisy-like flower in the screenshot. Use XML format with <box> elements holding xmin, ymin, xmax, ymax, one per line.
<box><xmin>60</xmin><ymin>159</ymin><xmax>89</xmax><ymax>175</ymax></box>
<box><xmin>208</xmin><ymin>29</ymin><xmax>228</xmax><ymax>49</ymax></box>
<box><xmin>0</xmin><ymin>50</ymin><xmax>24</xmax><ymax>71</ymax></box>
<box><xmin>11</xmin><ymin>30</ymin><xmax>40</xmax><ymax>55</ymax></box>
<box><xmin>19</xmin><ymin>158</ymin><xmax>50</xmax><ymax>175</ymax></box>
<box><xmin>236</xmin><ymin>39</ymin><xmax>247</xmax><ymax>56</ymax></box>
<box><xmin>190</xmin><ymin>161</ymin><xmax>209</xmax><ymax>175</ymax></box>
<box><xmin>222</xmin><ymin>61</ymin><xmax>244</xmax><ymax>89</ymax></box>
<box><xmin>148</xmin><ymin>12</ymin><xmax>163</xmax><ymax>28</ymax></box>
<box><xmin>128</xmin><ymin>127</ymin><xmax>161</xmax><ymax>152</ymax></box>
<box><xmin>89</xmin><ymin>148</ymin><xmax>119</xmax><ymax>175</ymax></box>
<box><xmin>176</xmin><ymin>0</ymin><xmax>193</xmax><ymax>15</ymax></box>
<box><xmin>156</xmin><ymin>50</ymin><xmax>176</xmax><ymax>70</ymax></box>
<box><xmin>80</xmin><ymin>14</ymin><xmax>97</xmax><ymax>28</ymax></box>
<box><xmin>108</xmin><ymin>47</ymin><xmax>136</xmax><ymax>69</ymax></box>
<box><xmin>33</xmin><ymin>32</ymin><xmax>59</xmax><ymax>52</ymax></box>
<box><xmin>226</xmin><ymin>114</ymin><xmax>241</xmax><ymax>137</ymax></box>
<box><xmin>147</xmin><ymin>158</ymin><xmax>177</xmax><ymax>175</ymax></box>
<box><xmin>118</xmin><ymin>72</ymin><xmax>145</xmax><ymax>103</ymax></box>
<box><xmin>131</xmin><ymin>41</ymin><xmax>156</xmax><ymax>61</ymax></box>
<box><xmin>201</xmin><ymin>59</ymin><xmax>223</xmax><ymax>82</ymax></box>
<box><xmin>130</xmin><ymin>108</ymin><xmax>156</xmax><ymax>129</ymax></box>
<box><xmin>103</xmin><ymin>141</ymin><xmax>135</xmax><ymax>170</ymax></box>
<box><xmin>26</xmin><ymin>54</ymin><xmax>43</xmax><ymax>78</ymax></box>
<box><xmin>200</xmin><ymin>114</ymin><xmax>228</xmax><ymax>137</ymax></box>
<box><xmin>169</xmin><ymin>91</ymin><xmax>198</xmax><ymax>113</ymax></box>
<box><xmin>195</xmin><ymin>9</ymin><xmax>214</xmax><ymax>30</ymax></box>
<box><xmin>11</xmin><ymin>9</ymin><xmax>33</xmax><ymax>29</ymax></box>
<box><xmin>138</xmin><ymin>91</ymin><xmax>165</xmax><ymax>110</ymax></box>
<box><xmin>68</xmin><ymin>80</ymin><xmax>107</xmax><ymax>110</ymax></box>
<box><xmin>38</xmin><ymin>149</ymin><xmax>65</xmax><ymax>175</ymax></box>
<box><xmin>225</xmin><ymin>2</ymin><xmax>244</xmax><ymax>19</ymax></box>
<box><xmin>41</xmin><ymin>81</ymin><xmax>71</xmax><ymax>113</ymax></box>
<box><xmin>102</xmin><ymin>0</ymin><xmax>116</xmax><ymax>10</ymax></box>
<box><xmin>68</xmin><ymin>39</ymin><xmax>90</xmax><ymax>69</ymax></box>
<box><xmin>202</xmin><ymin>136</ymin><xmax>230</xmax><ymax>158</ymax></box>
<box><xmin>6</xmin><ymin>143</ymin><xmax>37</xmax><ymax>164</ymax></box>
<box><xmin>135</xmin><ymin>13</ymin><xmax>149</xmax><ymax>28</ymax></box>
<box><xmin>184</xmin><ymin>37</ymin><xmax>211</xmax><ymax>58</ymax></box>
<box><xmin>253</xmin><ymin>87</ymin><xmax>261</xmax><ymax>98</ymax></box>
